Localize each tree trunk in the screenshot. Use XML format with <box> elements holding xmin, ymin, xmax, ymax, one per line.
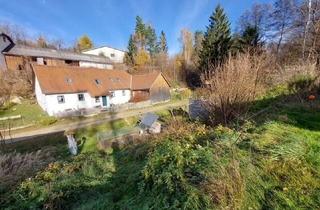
<box><xmin>303</xmin><ymin>0</ymin><xmax>312</xmax><ymax>59</ymax></box>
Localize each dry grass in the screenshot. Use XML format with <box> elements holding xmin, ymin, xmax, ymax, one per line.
<box><xmin>271</xmin><ymin>61</ymin><xmax>319</xmax><ymax>85</ymax></box>
<box><xmin>202</xmin><ymin>53</ymin><xmax>271</xmax><ymax>125</ymax></box>
<box><xmin>0</xmin><ymin>148</ymin><xmax>55</xmax><ymax>192</ymax></box>
<box><xmin>0</xmin><ymin>66</ymin><xmax>33</xmax><ymax>106</ymax></box>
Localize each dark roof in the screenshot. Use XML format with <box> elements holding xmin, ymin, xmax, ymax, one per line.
<box><xmin>140</xmin><ymin>113</ymin><xmax>159</xmax><ymax>128</ymax></box>
<box><xmin>0</xmin><ymin>33</ymin><xmax>15</xmax><ymax>53</ymax></box>
<box><xmin>4</xmin><ymin>45</ymin><xmax>113</xmax><ymax>64</ymax></box>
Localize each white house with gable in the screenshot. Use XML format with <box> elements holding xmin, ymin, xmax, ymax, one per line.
<box><xmin>33</xmin><ymin>64</ymin><xmax>132</xmax><ymax>116</ymax></box>
<box><xmin>33</xmin><ymin>64</ymin><xmax>171</xmax><ymax>117</ymax></box>
<box><xmin>83</xmin><ymin>46</ymin><xmax>126</xmax><ymax>63</ymax></box>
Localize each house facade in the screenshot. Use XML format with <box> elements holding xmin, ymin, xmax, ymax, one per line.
<box><xmin>33</xmin><ymin>65</ymin><xmax>170</xmax><ymax>116</ymax></box>
<box><xmin>83</xmin><ymin>46</ymin><xmax>126</xmax><ymax>63</ymax></box>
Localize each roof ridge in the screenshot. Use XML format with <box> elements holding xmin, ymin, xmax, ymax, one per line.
<box><xmin>82</xmin><ymin>45</ymin><xmax>127</xmax><ymax>53</ymax></box>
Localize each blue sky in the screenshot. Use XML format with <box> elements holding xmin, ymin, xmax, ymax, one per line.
<box><xmin>0</xmin><ymin>0</ymin><xmax>272</xmax><ymax>55</ymax></box>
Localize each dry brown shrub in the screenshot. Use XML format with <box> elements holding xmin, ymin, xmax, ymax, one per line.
<box><xmin>273</xmin><ymin>61</ymin><xmax>319</xmax><ymax>85</ymax></box>
<box><xmin>0</xmin><ymin>149</ymin><xmax>55</xmax><ymax>191</ymax></box>
<box><xmin>0</xmin><ymin>68</ymin><xmax>33</xmax><ymax>107</ymax></box>
<box><xmin>202</xmin><ymin>53</ymin><xmax>271</xmax><ymax>125</ymax></box>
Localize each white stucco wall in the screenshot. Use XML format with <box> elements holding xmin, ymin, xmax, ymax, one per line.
<box><xmin>109</xmin><ymin>90</ymin><xmax>131</xmax><ymax>106</ymax></box>
<box><xmin>43</xmin><ymin>92</ymin><xmax>99</xmax><ymax>116</ymax></box>
<box><xmin>35</xmin><ymin>80</ymin><xmax>132</xmax><ymax>116</ymax></box>
<box><xmin>79</xmin><ymin>61</ymin><xmax>113</xmax><ymax>69</ymax></box>
<box><xmin>83</xmin><ymin>47</ymin><xmax>125</xmax><ymax>63</ymax></box>
<box><xmin>35</xmin><ymin>78</ymin><xmax>47</xmax><ymax>112</ymax></box>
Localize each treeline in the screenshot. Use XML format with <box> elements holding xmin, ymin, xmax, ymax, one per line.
<box><xmin>175</xmin><ymin>0</ymin><xmax>320</xmax><ymax>87</ymax></box>
<box><xmin>124</xmin><ymin>16</ymin><xmax>168</xmax><ymax>71</ymax></box>
<box><xmin>0</xmin><ymin>22</ymin><xmax>94</xmax><ymax>53</ymax></box>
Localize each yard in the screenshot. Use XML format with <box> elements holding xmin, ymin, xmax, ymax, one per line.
<box><xmin>1</xmin><ymin>87</ymin><xmax>320</xmax><ymax>209</ymax></box>
<box><xmin>0</xmin><ymin>100</ymin><xmax>57</xmax><ymax>129</ymax></box>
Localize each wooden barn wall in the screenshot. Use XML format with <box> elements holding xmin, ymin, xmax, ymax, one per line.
<box><xmin>150</xmin><ymin>75</ymin><xmax>170</xmax><ymax>102</ymax></box>
<box><xmin>5</xmin><ymin>55</ymin><xmax>24</xmax><ymax>70</ymax></box>
<box><xmin>45</xmin><ymin>58</ymin><xmax>66</xmax><ymax>66</ymax></box>
<box><xmin>5</xmin><ymin>55</ymin><xmax>80</xmax><ymax>70</ymax></box>
<box><xmin>131</xmin><ymin>90</ymin><xmax>150</xmax><ymax>102</ymax></box>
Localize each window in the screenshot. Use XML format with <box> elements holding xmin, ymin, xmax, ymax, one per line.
<box><xmin>95</xmin><ymin>96</ymin><xmax>100</xmax><ymax>103</ymax></box>
<box><xmin>57</xmin><ymin>95</ymin><xmax>65</xmax><ymax>104</ymax></box>
<box><xmin>110</xmin><ymin>53</ymin><xmax>115</xmax><ymax>57</ymax></box>
<box><xmin>122</xmin><ymin>90</ymin><xmax>126</xmax><ymax>96</ymax></box>
<box><xmin>110</xmin><ymin>91</ymin><xmax>115</xmax><ymax>97</ymax></box>
<box><xmin>78</xmin><ymin>94</ymin><xmax>85</xmax><ymax>101</ymax></box>
<box><xmin>95</xmin><ymin>79</ymin><xmax>101</xmax><ymax>85</ymax></box>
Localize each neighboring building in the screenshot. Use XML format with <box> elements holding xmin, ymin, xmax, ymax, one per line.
<box><xmin>0</xmin><ymin>33</ymin><xmax>113</xmax><ymax>71</ymax></box>
<box><xmin>131</xmin><ymin>72</ymin><xmax>171</xmax><ymax>103</ymax></box>
<box><xmin>33</xmin><ymin>65</ymin><xmax>170</xmax><ymax>116</ymax></box>
<box><xmin>83</xmin><ymin>46</ymin><xmax>126</xmax><ymax>63</ymax></box>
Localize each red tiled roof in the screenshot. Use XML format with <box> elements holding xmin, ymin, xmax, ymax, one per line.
<box><xmin>33</xmin><ymin>65</ymin><xmax>169</xmax><ymax>96</ymax></box>
<box><xmin>131</xmin><ymin>71</ymin><xmax>161</xmax><ymax>90</ymax></box>
<box><xmin>33</xmin><ymin>65</ymin><xmax>131</xmax><ymax>97</ymax></box>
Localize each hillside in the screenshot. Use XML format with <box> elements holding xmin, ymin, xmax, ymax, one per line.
<box><xmin>1</xmin><ymin>85</ymin><xmax>319</xmax><ymax>210</ymax></box>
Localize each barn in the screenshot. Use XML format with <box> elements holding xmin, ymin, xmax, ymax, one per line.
<box><xmin>131</xmin><ymin>71</ymin><xmax>170</xmax><ymax>102</ymax></box>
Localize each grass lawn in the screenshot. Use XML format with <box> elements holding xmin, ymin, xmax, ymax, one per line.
<box><xmin>0</xmin><ymin>100</ymin><xmax>57</xmax><ymax>128</ymax></box>
<box><xmin>2</xmin><ymin>86</ymin><xmax>320</xmax><ymax>209</ymax></box>
<box><xmin>75</xmin><ymin>116</ymin><xmax>139</xmax><ymax>153</ymax></box>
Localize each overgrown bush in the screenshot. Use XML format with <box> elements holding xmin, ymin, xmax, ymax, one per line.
<box><xmin>202</xmin><ymin>53</ymin><xmax>271</xmax><ymax>125</ymax></box>
<box><xmin>39</xmin><ymin>116</ymin><xmax>58</xmax><ymax>126</ymax></box>
<box><xmin>288</xmin><ymin>74</ymin><xmax>318</xmax><ymax>101</ymax></box>
<box><xmin>0</xmin><ymin>149</ymin><xmax>55</xmax><ymax>197</ymax></box>
<box><xmin>140</xmin><ymin>138</ymin><xmax>213</xmax><ymax>209</ymax></box>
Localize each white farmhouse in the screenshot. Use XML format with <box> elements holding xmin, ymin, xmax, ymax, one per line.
<box><xmin>33</xmin><ymin>64</ymin><xmax>171</xmax><ymax>117</ymax></box>
<box><xmin>33</xmin><ymin>65</ymin><xmax>131</xmax><ymax>116</ymax></box>
<box><xmin>82</xmin><ymin>46</ymin><xmax>126</xmax><ymax>63</ymax></box>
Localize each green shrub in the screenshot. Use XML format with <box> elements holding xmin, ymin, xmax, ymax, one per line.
<box><xmin>171</xmin><ymin>88</ymin><xmax>192</xmax><ymax>101</ymax></box>
<box><xmin>288</xmin><ymin>74</ymin><xmax>316</xmax><ymax>93</ymax></box>
<box><xmin>139</xmin><ymin>138</ymin><xmax>213</xmax><ymax>210</ymax></box>
<box><xmin>39</xmin><ymin>117</ymin><xmax>57</xmax><ymax>126</ymax></box>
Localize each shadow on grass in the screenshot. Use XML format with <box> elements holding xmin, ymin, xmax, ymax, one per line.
<box><xmin>248</xmin><ymin>91</ymin><xmax>320</xmax><ymax>131</ymax></box>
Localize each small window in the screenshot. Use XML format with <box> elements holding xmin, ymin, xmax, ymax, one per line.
<box><xmin>43</xmin><ymin>60</ymin><xmax>47</xmax><ymax>65</ymax></box>
<box><xmin>57</xmin><ymin>95</ymin><xmax>65</xmax><ymax>104</ymax></box>
<box><xmin>110</xmin><ymin>53</ymin><xmax>115</xmax><ymax>57</ymax></box>
<box><xmin>122</xmin><ymin>90</ymin><xmax>126</xmax><ymax>96</ymax></box>
<box><xmin>95</xmin><ymin>96</ymin><xmax>100</xmax><ymax>103</ymax></box>
<box><xmin>78</xmin><ymin>94</ymin><xmax>85</xmax><ymax>101</ymax></box>
<box><xmin>110</xmin><ymin>91</ymin><xmax>115</xmax><ymax>97</ymax></box>
<box><xmin>95</xmin><ymin>79</ymin><xmax>101</xmax><ymax>85</ymax></box>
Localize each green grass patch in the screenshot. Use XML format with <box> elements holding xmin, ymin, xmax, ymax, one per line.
<box><xmin>2</xmin><ymin>89</ymin><xmax>320</xmax><ymax>209</ymax></box>
<box><xmin>0</xmin><ymin>100</ymin><xmax>57</xmax><ymax>128</ymax></box>
<box><xmin>76</xmin><ymin>116</ymin><xmax>138</xmax><ymax>153</ymax></box>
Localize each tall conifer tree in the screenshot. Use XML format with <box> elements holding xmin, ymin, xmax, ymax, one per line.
<box><xmin>124</xmin><ymin>34</ymin><xmax>137</xmax><ymax>66</ymax></box>
<box><xmin>159</xmin><ymin>31</ymin><xmax>168</xmax><ymax>54</ymax></box>
<box><xmin>199</xmin><ymin>5</ymin><xmax>231</xmax><ymax>71</ymax></box>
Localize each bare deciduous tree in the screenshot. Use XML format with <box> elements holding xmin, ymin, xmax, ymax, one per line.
<box><xmin>180</xmin><ymin>29</ymin><xmax>193</xmax><ymax>66</ymax></box>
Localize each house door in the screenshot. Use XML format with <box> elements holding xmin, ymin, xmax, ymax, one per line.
<box><xmin>102</xmin><ymin>96</ymin><xmax>107</xmax><ymax>107</ymax></box>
